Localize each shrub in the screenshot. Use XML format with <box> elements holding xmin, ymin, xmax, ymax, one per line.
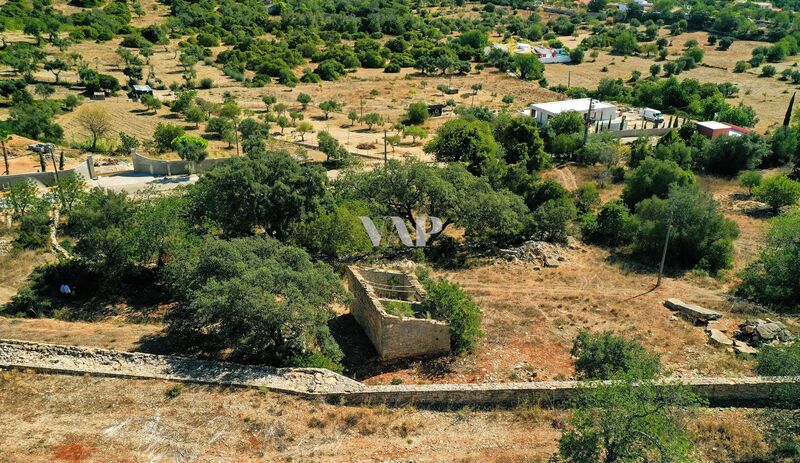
<box><xmin>761</xmin><ymin>65</ymin><xmax>777</xmax><ymax>77</ymax></box>
<box><xmin>199</xmin><ymin>78</ymin><xmax>214</xmax><ymax>89</ymax></box>
<box><xmin>753</xmin><ymin>174</ymin><xmax>800</xmax><ymax>211</ymax></box>
<box><xmin>581</xmin><ymin>200</ymin><xmax>635</xmax><ymax>247</ymax></box>
<box><xmin>700</xmin><ymin>133</ymin><xmax>768</xmax><ymax>176</ymax></box>
<box><xmin>405</xmin><ymin>102</ymin><xmax>429</xmax><ymax>125</ymax></box>
<box><xmin>738</xmin><ymin>170</ymin><xmax>763</xmax><ymax>195</ymax></box>
<box><xmin>736</xmin><ymin>210</ymin><xmax>800</xmax><ymax>310</ymax></box>
<box><xmin>416</xmin><ymin>268</ymin><xmax>483</xmax><ymax>354</ymax></box>
<box><xmin>573</xmin><ymin>183</ymin><xmax>600</xmax><ymax>214</ymax></box>
<box><xmin>571</xmin><ymin>330</ymin><xmax>662</xmax><ymax>380</ymax></box>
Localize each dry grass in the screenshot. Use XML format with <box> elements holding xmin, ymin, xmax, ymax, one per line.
<box><xmin>690</xmin><ymin>410</ymin><xmax>771</xmax><ymax>463</ymax></box>
<box><xmin>0</xmin><ymin>370</ymin><xmax>563</xmax><ymax>462</ymax></box>
<box><xmin>0</xmin><ymin>248</ymin><xmax>52</xmax><ymax>305</ymax></box>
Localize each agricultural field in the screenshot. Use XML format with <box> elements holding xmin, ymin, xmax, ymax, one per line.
<box><xmin>0</xmin><ymin>0</ymin><xmax>799</xmax><ymax>461</ymax></box>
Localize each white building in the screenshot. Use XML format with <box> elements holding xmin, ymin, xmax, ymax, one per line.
<box><xmin>529</xmin><ymin>98</ymin><xmax>617</xmax><ymax>125</ymax></box>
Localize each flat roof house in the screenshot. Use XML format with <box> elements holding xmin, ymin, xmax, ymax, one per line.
<box><xmin>696</xmin><ymin>121</ymin><xmax>752</xmax><ymax>139</ymax></box>
<box><xmin>529</xmin><ymin>98</ymin><xmax>617</xmax><ymax>125</ymax></box>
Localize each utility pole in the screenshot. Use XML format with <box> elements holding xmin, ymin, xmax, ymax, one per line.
<box><xmin>383</xmin><ymin>129</ymin><xmax>388</xmax><ymax>165</ymax></box>
<box><xmin>583</xmin><ymin>98</ymin><xmax>594</xmax><ymax>146</ymax></box>
<box><xmin>360</xmin><ymin>96</ymin><xmax>365</xmax><ymax>120</ymax></box>
<box><xmin>655</xmin><ymin>210</ymin><xmax>673</xmax><ymax>288</ymax></box>
<box><xmin>567</xmin><ymin>71</ymin><xmax>571</xmax><ymax>88</ymax></box>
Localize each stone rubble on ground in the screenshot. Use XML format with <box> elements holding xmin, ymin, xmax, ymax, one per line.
<box><xmin>734</xmin><ymin>319</ymin><xmax>796</xmax><ymax>347</ymax></box>
<box><xmin>500</xmin><ymin>240</ymin><xmax>570</xmax><ymax>268</ymax></box>
<box><xmin>664</xmin><ymin>298</ymin><xmax>722</xmax><ymax>323</ymax></box>
<box><xmin>0</xmin><ymin>240</ymin><xmax>11</xmax><ymax>256</ymax></box>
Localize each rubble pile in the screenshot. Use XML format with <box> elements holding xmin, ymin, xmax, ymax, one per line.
<box><xmin>734</xmin><ymin>319</ymin><xmax>796</xmax><ymax>347</ymax></box>
<box><xmin>501</xmin><ymin>240</ymin><xmax>568</xmax><ymax>267</ymax></box>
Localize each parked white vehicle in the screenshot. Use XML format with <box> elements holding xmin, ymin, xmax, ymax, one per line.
<box><xmin>640</xmin><ymin>107</ymin><xmax>664</xmax><ymax>123</ymax></box>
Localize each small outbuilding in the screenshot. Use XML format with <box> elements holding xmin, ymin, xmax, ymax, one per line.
<box><xmin>696</xmin><ymin>121</ymin><xmax>752</xmax><ymax>139</ymax></box>
<box><xmin>131</xmin><ymin>84</ymin><xmax>153</xmax><ymax>99</ymax></box>
<box><xmin>529</xmin><ymin>98</ymin><xmax>617</xmax><ymax>125</ymax></box>
<box><xmin>91</xmin><ymin>92</ymin><xmax>106</xmax><ymax>100</ymax></box>
<box><xmin>427</xmin><ymin>104</ymin><xmax>446</xmax><ymax>117</ymax></box>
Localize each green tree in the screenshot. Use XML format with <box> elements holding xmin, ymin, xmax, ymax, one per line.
<box><xmin>405</xmin><ymin>102</ymin><xmax>429</xmax><ymax>125</ymax></box>
<box><xmin>424</xmin><ymin>118</ymin><xmax>500</xmax><ymax>175</ymax></box>
<box><xmin>718</xmin><ymin>103</ymin><xmax>759</xmax><ymax>128</ymax></box>
<box><xmin>51</xmin><ymin>173</ymin><xmax>86</xmax><ymax>212</ymax></box>
<box><xmin>296</xmin><ymin>121</ymin><xmax>314</xmax><ymax>141</ymax></box>
<box><xmin>184</xmin><ymin>105</ymin><xmax>205</xmax><ymax>129</ymax></box>
<box><xmin>622</xmin><ymin>158</ymin><xmax>696</xmax><ymax>208</ymax></box>
<box><xmin>633</xmin><ymin>185</ymin><xmax>739</xmax><ymax>272</ymax></box>
<box><xmin>318</xmin><ymin>100</ymin><xmax>342</xmax><ymax>120</ymax></box>
<box><xmin>153</xmin><ymin>123</ymin><xmax>185</xmax><ymax>153</ymax></box>
<box><xmin>362</xmin><ymin>112</ymin><xmax>383</xmax><ymax>130</ymax></box>
<box><xmin>298</xmin><ymin>200</ymin><xmax>373</xmax><ymax>259</ymax></box>
<box><xmin>163</xmin><ymin>236</ymin><xmax>346</xmax><ymax>368</ymax></box>
<box><xmin>494</xmin><ymin>114</ymin><xmax>551</xmax><ymax>172</ymax></box>
<box><xmin>581</xmin><ymin>200</ymin><xmax>636</xmax><ymax>247</ymax></box>
<box><xmin>317</xmin><ymin>130</ymin><xmax>351</xmax><ymax>166</ymax></box>
<box><xmin>403</xmin><ymin>125</ymin><xmax>428</xmax><ymax>144</ymax></box>
<box><xmin>736</xmin><ymin>209</ymin><xmax>800</xmax><ymax>310</ymax></box>
<box><xmin>738</xmin><ymin>170</ymin><xmax>763</xmax><ymax>195</ymax></box>
<box><xmin>189</xmin><ymin>151</ymin><xmax>330</xmax><ymax>238</ymax></box>
<box><xmin>171</xmin><ymin>135</ymin><xmax>208</xmax><ymax>168</ymax></box>
<box><xmin>612</xmin><ymin>31</ymin><xmax>639</xmax><ymax>55</ymax></box>
<box><xmin>560</xmin><ymin>373</ymin><xmax>700</xmax><ymax>463</ymax></box>
<box><xmin>140</xmin><ymin>94</ymin><xmax>161</xmax><ymax>113</ymax></box>
<box><xmin>297</xmin><ymin>92</ymin><xmax>312</xmax><ymax>110</ymax></box>
<box><xmin>700</xmin><ymin>133</ymin><xmax>770</xmax><ymax>176</ymax></box>
<box><xmin>513</xmin><ymin>53</ymin><xmax>544</xmax><ymax>80</ymax></box>
<box><xmin>4</xmin><ymin>179</ymin><xmax>39</xmax><ymax>219</ymax></box>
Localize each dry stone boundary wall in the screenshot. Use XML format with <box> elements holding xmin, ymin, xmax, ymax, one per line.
<box><xmin>2</xmin><ymin>339</ymin><xmax>799</xmax><ymax>408</ymax></box>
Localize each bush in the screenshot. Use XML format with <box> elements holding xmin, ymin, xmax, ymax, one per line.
<box><xmin>573</xmin><ymin>183</ymin><xmax>600</xmax><ymax>214</ymax></box>
<box><xmin>738</xmin><ymin>170</ymin><xmax>763</xmax><ymax>195</ymax></box>
<box><xmin>571</xmin><ymin>330</ymin><xmax>662</xmax><ymax>380</ymax></box>
<box><xmin>700</xmin><ymin>133</ymin><xmax>769</xmax><ymax>176</ymax></box>
<box><xmin>199</xmin><ymin>78</ymin><xmax>214</xmax><ymax>89</ymax></box>
<box><xmin>405</xmin><ymin>102</ymin><xmax>429</xmax><ymax>125</ymax></box>
<box><xmin>416</xmin><ymin>268</ymin><xmax>483</xmax><ymax>354</ymax></box>
<box><xmin>581</xmin><ymin>200</ymin><xmax>635</xmax><ymax>247</ymax></box>
<box><xmin>622</xmin><ymin>157</ymin><xmax>696</xmax><ymax>208</ymax></box>
<box><xmin>736</xmin><ymin>210</ymin><xmax>800</xmax><ymax>310</ymax></box>
<box><xmin>753</xmin><ymin>174</ymin><xmax>800</xmax><ymax>211</ymax></box>
<box><xmin>14</xmin><ymin>201</ymin><xmax>50</xmax><ymax>249</ymax></box>
<box><xmin>761</xmin><ymin>65</ymin><xmax>777</xmax><ymax>77</ymax></box>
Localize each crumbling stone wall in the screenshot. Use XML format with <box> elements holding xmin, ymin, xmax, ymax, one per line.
<box><xmin>346</xmin><ymin>267</ymin><xmax>450</xmax><ymax>360</ymax></box>
<box><xmin>3</xmin><ymin>339</ymin><xmax>799</xmax><ymax>408</ymax></box>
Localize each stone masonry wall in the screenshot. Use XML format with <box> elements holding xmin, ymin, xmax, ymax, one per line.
<box><xmin>2</xmin><ymin>339</ymin><xmax>799</xmax><ymax>409</ymax></box>
<box><xmin>346</xmin><ymin>267</ymin><xmax>450</xmax><ymax>360</ymax></box>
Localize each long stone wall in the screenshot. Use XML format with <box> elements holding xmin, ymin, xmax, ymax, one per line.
<box><xmin>345</xmin><ymin>267</ymin><xmax>450</xmax><ymax>360</ymax></box>
<box><xmin>2</xmin><ymin>339</ymin><xmax>799</xmax><ymax>409</ymax></box>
